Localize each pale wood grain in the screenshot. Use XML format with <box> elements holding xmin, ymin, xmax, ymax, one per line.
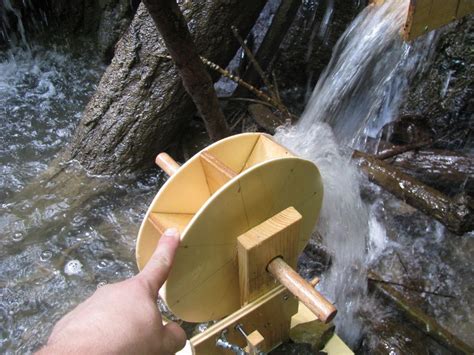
<box><xmin>155</xmin><ymin>152</ymin><xmax>180</xmax><ymax>176</ymax></box>
<box><xmin>238</xmin><ymin>207</ymin><xmax>301</xmax><ymax>305</ymax></box>
<box><xmin>403</xmin><ymin>0</ymin><xmax>473</xmax><ymax>41</ymax></box>
<box><xmin>136</xmin><ymin>133</ymin><xmax>323</xmax><ymax>322</ymax></box>
<box><xmin>200</xmin><ymin>151</ymin><xmax>237</xmax><ymax>194</ymax></box>
<box><xmin>190</xmin><ymin>285</ymin><xmax>297</xmax><ymax>354</ymax></box>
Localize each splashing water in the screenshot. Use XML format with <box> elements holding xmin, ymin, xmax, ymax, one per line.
<box><xmin>300</xmin><ymin>0</ymin><xmax>436</xmax><ymax>149</ymax></box>
<box><xmin>276</xmin><ymin>0</ymin><xmax>437</xmax><ymax>346</ymax></box>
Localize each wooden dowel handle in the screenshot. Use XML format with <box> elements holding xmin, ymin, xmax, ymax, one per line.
<box><xmin>155</xmin><ymin>153</ymin><xmax>180</xmax><ymax>176</ymax></box>
<box><xmin>267</xmin><ymin>257</ymin><xmax>337</xmax><ymax>323</ymax></box>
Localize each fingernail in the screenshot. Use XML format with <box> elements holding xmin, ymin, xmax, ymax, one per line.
<box><xmin>164</xmin><ymin>228</ymin><xmax>179</xmax><ymax>238</ymax></box>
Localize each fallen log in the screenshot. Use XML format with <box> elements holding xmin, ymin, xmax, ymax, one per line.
<box><xmin>375</xmin><ymin>140</ymin><xmax>431</xmax><ymax>160</ymax></box>
<box><xmin>368</xmin><ymin>271</ymin><xmax>474</xmax><ymax>354</ymax></box>
<box><xmin>390</xmin><ymin>149</ymin><xmax>474</xmax><ymax>196</ymax></box>
<box><xmin>353</xmin><ymin>150</ymin><xmax>473</xmax><ymax>235</ymax></box>
<box><xmin>142</xmin><ymin>0</ymin><xmax>230</xmax><ymax>141</ymax></box>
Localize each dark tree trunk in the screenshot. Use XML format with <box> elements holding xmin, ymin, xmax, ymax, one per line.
<box><xmin>62</xmin><ymin>0</ymin><xmax>266</xmax><ymax>175</ymax></box>
<box><xmin>142</xmin><ymin>0</ymin><xmax>230</xmax><ymax>141</ymax></box>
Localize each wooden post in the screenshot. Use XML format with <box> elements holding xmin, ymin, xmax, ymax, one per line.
<box><xmin>238</xmin><ymin>207</ymin><xmax>337</xmax><ymax>324</ymax></box>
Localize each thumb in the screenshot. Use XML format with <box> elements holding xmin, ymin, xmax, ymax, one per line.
<box><xmin>139</xmin><ymin>228</ymin><xmax>180</xmax><ymax>295</ymax></box>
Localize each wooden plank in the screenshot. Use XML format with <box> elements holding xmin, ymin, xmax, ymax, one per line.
<box><xmin>237</xmin><ymin>207</ymin><xmax>301</xmax><ymax>305</ymax></box>
<box><xmin>136</xmin><ymin>212</ymin><xmax>194</xmax><ymax>271</ymax></box>
<box><xmin>457</xmin><ymin>0</ymin><xmax>474</xmax><ymax>18</ymax></box>
<box><xmin>190</xmin><ymin>285</ymin><xmax>298</xmax><ymax>354</ymax></box>
<box><xmin>148</xmin><ymin>212</ymin><xmax>194</xmax><ymax>235</ymax></box>
<box><xmin>152</xmin><ymin>156</ymin><xmax>211</xmax><ymax>214</ymax></box>
<box><xmin>244</xmin><ymin>135</ymin><xmax>292</xmax><ymax>170</ymax></box>
<box><xmin>205</xmin><ymin>133</ymin><xmax>260</xmax><ymax>173</ymax></box>
<box><xmin>245</xmin><ymin>331</ymin><xmax>265</xmax><ymax>355</ymax></box>
<box><xmin>404</xmin><ymin>0</ymin><xmax>461</xmax><ymax>41</ymax></box>
<box><xmin>200</xmin><ymin>151</ymin><xmax>237</xmax><ymax>194</ymax></box>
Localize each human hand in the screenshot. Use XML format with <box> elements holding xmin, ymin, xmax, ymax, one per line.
<box><xmin>38</xmin><ymin>228</ymin><xmax>186</xmax><ymax>355</ymax></box>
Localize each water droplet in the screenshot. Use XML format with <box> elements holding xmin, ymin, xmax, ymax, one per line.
<box><xmin>97</xmin><ymin>260</ymin><xmax>108</xmax><ymax>269</ymax></box>
<box><xmin>64</xmin><ymin>259</ymin><xmax>83</xmax><ymax>275</ymax></box>
<box><xmin>40</xmin><ymin>250</ymin><xmax>53</xmax><ymax>261</ymax></box>
<box><xmin>97</xmin><ymin>281</ymin><xmax>107</xmax><ymax>288</ymax></box>
<box><xmin>11</xmin><ymin>232</ymin><xmax>24</xmax><ymax>242</ymax></box>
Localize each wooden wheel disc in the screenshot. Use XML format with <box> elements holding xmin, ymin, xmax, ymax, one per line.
<box><xmin>136</xmin><ymin>133</ymin><xmax>323</xmax><ymax>322</ymax></box>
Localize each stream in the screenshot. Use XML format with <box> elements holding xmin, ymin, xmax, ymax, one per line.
<box><xmin>1</xmin><ymin>0</ymin><xmax>473</xmax><ymax>353</ymax></box>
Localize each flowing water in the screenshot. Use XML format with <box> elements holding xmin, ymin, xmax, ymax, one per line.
<box><xmin>1</xmin><ymin>0</ymin><xmax>472</xmax><ymax>353</ymax></box>
<box><xmin>0</xmin><ymin>40</ymin><xmax>169</xmax><ymax>352</ymax></box>
<box><xmin>275</xmin><ymin>0</ymin><xmax>440</xmax><ymax>347</ymax></box>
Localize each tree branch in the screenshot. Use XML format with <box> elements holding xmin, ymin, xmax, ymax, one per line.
<box><xmin>142</xmin><ymin>0</ymin><xmax>231</xmax><ymax>140</ymax></box>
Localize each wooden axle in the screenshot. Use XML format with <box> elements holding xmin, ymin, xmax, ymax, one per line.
<box><xmin>267</xmin><ymin>257</ymin><xmax>336</xmax><ymax>323</ymax></box>
<box><xmin>155</xmin><ymin>152</ymin><xmax>180</xmax><ymax>176</ymax></box>
<box><xmin>155</xmin><ymin>151</ymin><xmax>336</xmax><ymax>324</ymax></box>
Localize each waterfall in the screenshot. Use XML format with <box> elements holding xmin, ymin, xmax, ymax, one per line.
<box><xmin>1</xmin><ymin>0</ymin><xmax>30</xmax><ymax>49</ymax></box>
<box><xmin>275</xmin><ymin>0</ymin><xmax>437</xmax><ymax>346</ymax></box>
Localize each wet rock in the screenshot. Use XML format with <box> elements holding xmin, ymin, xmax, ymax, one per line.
<box><xmin>290</xmin><ymin>320</ymin><xmax>335</xmax><ymax>352</ymax></box>
<box><xmin>1</xmin><ymin>0</ymin><xmax>137</xmax><ymax>60</ymax></box>
<box><xmin>298</xmin><ymin>237</ymin><xmax>331</xmax><ymax>280</ymax></box>
<box><xmin>378</xmin><ymin>114</ymin><xmax>433</xmax><ymax>146</ymax></box>
<box><xmin>400</xmin><ymin>15</ymin><xmax>474</xmax><ymax>151</ymax></box>
<box><xmin>248</xmin><ymin>103</ymin><xmax>285</xmax><ymax>134</ymax></box>
<box><xmin>270</xmin><ymin>342</ymin><xmax>313</xmax><ymax>354</ymax></box>
<box><xmin>361</xmin><ymin>310</ymin><xmax>451</xmax><ymax>355</ymax></box>
<box><xmin>97</xmin><ymin>0</ymin><xmax>139</xmax><ymax>62</ymax></box>
<box><xmin>272</xmin><ymin>0</ymin><xmax>364</xmax><ymax>112</ymax></box>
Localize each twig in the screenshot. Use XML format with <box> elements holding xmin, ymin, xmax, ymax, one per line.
<box><xmin>230</xmin><ymin>114</ymin><xmax>246</xmax><ymax>131</ymax></box>
<box><xmin>143</xmin><ymin>0</ymin><xmax>230</xmax><ymax>140</ymax></box>
<box><xmin>368</xmin><ymin>271</ymin><xmax>473</xmax><ymax>354</ymax></box>
<box><xmin>200</xmin><ymin>56</ymin><xmax>284</xmax><ymax>112</ymax></box>
<box><xmin>395</xmin><ymin>252</ymin><xmax>408</xmax><ymax>274</ymax></box>
<box><xmin>231</xmin><ymin>25</ymin><xmax>275</xmax><ymax>100</ymax></box>
<box><xmin>368</xmin><ymin>275</ymin><xmax>454</xmax><ymax>299</ymax></box>
<box><xmin>218</xmin><ymin>97</ymin><xmax>276</xmax><ymax>109</ymax></box>
<box><xmin>272</xmin><ymin>70</ymin><xmax>282</xmax><ymax>104</ymax></box>
<box><xmin>156</xmin><ymin>54</ymin><xmax>287</xmax><ymax>115</ymax></box>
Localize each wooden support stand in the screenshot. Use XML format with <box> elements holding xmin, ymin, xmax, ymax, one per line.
<box><xmin>146</xmin><ymin>135</ymin><xmax>336</xmax><ymax>353</ymax></box>
<box><xmin>190</xmin><ymin>206</ymin><xmax>336</xmax><ymax>354</ymax></box>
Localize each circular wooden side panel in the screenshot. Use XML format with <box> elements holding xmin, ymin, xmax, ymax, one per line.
<box><xmin>163</xmin><ymin>157</ymin><xmax>323</xmax><ymax>322</ymax></box>
<box><xmin>136</xmin><ymin>133</ymin><xmax>292</xmax><ymax>271</ymax></box>
<box><xmin>136</xmin><ymin>133</ymin><xmax>264</xmax><ymax>271</ymax></box>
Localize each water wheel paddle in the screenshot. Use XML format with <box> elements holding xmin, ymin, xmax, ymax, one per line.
<box><xmin>136</xmin><ymin>133</ymin><xmax>335</xmax><ymax>329</ymax></box>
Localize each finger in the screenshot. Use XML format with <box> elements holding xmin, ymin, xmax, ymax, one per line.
<box><xmin>161</xmin><ymin>321</ymin><xmax>186</xmax><ymax>354</ymax></box>
<box><xmin>139</xmin><ymin>228</ymin><xmax>180</xmax><ymax>295</ymax></box>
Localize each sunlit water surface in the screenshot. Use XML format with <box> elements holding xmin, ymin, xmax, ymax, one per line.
<box><xmin>0</xmin><ymin>43</ymin><xmax>167</xmax><ymax>352</ymax></box>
